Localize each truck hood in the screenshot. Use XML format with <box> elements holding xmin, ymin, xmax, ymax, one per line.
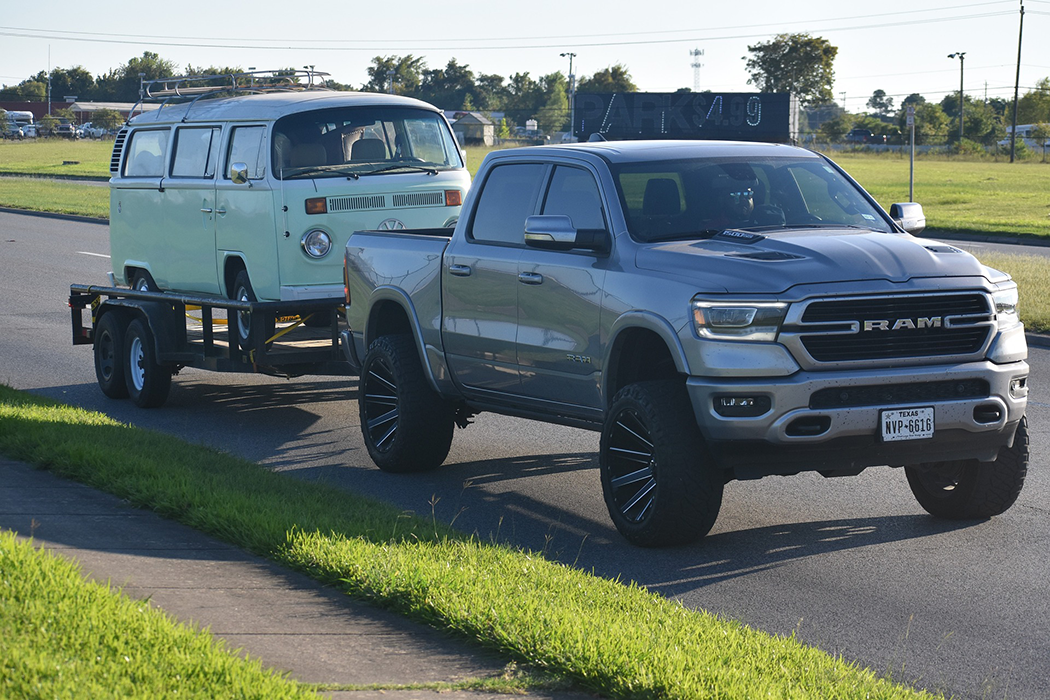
<box><xmin>635</xmin><ymin>229</ymin><xmax>993</xmax><ymax>295</ymax></box>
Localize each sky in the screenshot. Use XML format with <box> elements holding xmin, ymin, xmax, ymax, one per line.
<box><xmin>1</xmin><ymin>0</ymin><xmax>1047</xmax><ymax>113</ymax></box>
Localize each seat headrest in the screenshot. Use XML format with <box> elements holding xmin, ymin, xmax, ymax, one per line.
<box><xmin>351</xmin><ymin>138</ymin><xmax>387</xmax><ymax>161</ymax></box>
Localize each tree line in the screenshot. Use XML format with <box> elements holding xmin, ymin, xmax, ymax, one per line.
<box><xmin>3</xmin><ymin>38</ymin><xmax>1048</xmax><ymax>145</ymax></box>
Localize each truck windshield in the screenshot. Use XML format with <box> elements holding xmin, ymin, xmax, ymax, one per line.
<box><xmin>611</xmin><ymin>155</ymin><xmax>895</xmax><ymax>243</ymax></box>
<box><xmin>273</xmin><ymin>106</ymin><xmax>463</xmax><ymax>180</ymax></box>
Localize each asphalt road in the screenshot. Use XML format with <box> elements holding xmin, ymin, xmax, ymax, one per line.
<box><xmin>2</xmin><ymin>211</ymin><xmax>1048</xmax><ymax>700</ymax></box>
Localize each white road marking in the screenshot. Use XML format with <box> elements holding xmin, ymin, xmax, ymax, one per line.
<box><xmin>77</xmin><ymin>251</ymin><xmax>110</xmax><ymax>258</ymax></box>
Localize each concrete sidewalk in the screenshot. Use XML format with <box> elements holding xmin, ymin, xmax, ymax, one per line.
<box><xmin>0</xmin><ymin>458</ymin><xmax>591</xmax><ymax>700</ymax></box>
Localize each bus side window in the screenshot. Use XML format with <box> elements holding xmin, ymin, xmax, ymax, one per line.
<box><xmin>226</xmin><ymin>126</ymin><xmax>266</xmax><ymax>180</ymax></box>
<box><xmin>124</xmin><ymin>129</ymin><xmax>169</xmax><ymax>178</ymax></box>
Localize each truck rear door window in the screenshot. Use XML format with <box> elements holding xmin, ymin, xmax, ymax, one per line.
<box><xmin>470</xmin><ymin>163</ymin><xmax>546</xmax><ymax>245</ymax></box>
<box><xmin>226</xmin><ymin>126</ymin><xmax>266</xmax><ymax>180</ymax></box>
<box><xmin>171</xmin><ymin>127</ymin><xmax>220</xmax><ymax>178</ymax></box>
<box><xmin>123</xmin><ymin>129</ymin><xmax>169</xmax><ymax>178</ymax></box>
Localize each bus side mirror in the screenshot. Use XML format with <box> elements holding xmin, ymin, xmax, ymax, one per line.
<box><xmin>230</xmin><ymin>162</ymin><xmax>250</xmax><ymax>185</ymax></box>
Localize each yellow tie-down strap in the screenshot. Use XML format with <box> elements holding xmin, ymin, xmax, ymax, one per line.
<box><xmin>249</xmin><ymin>313</ymin><xmax>314</xmax><ymax>363</ymax></box>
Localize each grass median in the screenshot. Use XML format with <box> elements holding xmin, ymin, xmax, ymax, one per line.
<box><xmin>0</xmin><ymin>384</ymin><xmax>941</xmax><ymax>700</ymax></box>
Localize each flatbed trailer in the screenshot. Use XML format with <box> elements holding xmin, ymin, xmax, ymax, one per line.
<box><xmin>70</xmin><ymin>284</ymin><xmax>352</xmax><ymax>408</ymax></box>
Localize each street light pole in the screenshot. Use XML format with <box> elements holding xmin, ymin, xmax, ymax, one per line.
<box><xmin>948</xmin><ymin>52</ymin><xmax>966</xmax><ymax>143</ymax></box>
<box><xmin>560</xmin><ymin>52</ymin><xmax>576</xmax><ymax>141</ymax></box>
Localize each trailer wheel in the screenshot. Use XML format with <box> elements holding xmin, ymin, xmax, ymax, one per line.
<box><xmin>600</xmin><ymin>381</ymin><xmax>724</xmax><ymax>547</ymax></box>
<box><xmin>231</xmin><ymin>270</ymin><xmax>274</xmax><ymax>348</ymax></box>
<box><xmin>123</xmin><ymin>318</ymin><xmax>172</xmax><ymax>408</ymax></box>
<box><xmin>359</xmin><ymin>334</ymin><xmax>454</xmax><ymax>472</ymax></box>
<box><xmin>93</xmin><ymin>310</ymin><xmax>129</xmax><ymax>399</ymax></box>
<box><xmin>906</xmin><ymin>416</ymin><xmax>1029</xmax><ymax>519</ymax></box>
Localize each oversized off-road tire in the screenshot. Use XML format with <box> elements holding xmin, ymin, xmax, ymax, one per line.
<box><xmin>231</xmin><ymin>269</ymin><xmax>274</xmax><ymax>348</ymax></box>
<box><xmin>905</xmin><ymin>416</ymin><xmax>1029</xmax><ymax>519</ymax></box>
<box><xmin>123</xmin><ymin>318</ymin><xmax>172</xmax><ymax>409</ymax></box>
<box><xmin>93</xmin><ymin>310</ymin><xmax>129</xmax><ymax>399</ymax></box>
<box><xmin>358</xmin><ymin>334</ymin><xmax>454</xmax><ymax>473</ymax></box>
<box><xmin>600</xmin><ymin>381</ymin><xmax>724</xmax><ymax>547</ymax></box>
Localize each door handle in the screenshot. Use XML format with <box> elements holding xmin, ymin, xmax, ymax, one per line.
<box><xmin>200</xmin><ymin>207</ymin><xmax>214</xmax><ymax>214</ymax></box>
<box><xmin>518</xmin><ymin>272</ymin><xmax>543</xmax><ymax>285</ymax></box>
<box><xmin>215</xmin><ymin>207</ymin><xmax>227</xmax><ymax>216</ymax></box>
<box><xmin>448</xmin><ymin>264</ymin><xmax>472</xmax><ymax>277</ymax></box>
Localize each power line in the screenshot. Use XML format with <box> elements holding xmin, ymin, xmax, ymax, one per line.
<box><xmin>0</xmin><ymin>10</ymin><xmax>1021</xmax><ymax>52</ymax></box>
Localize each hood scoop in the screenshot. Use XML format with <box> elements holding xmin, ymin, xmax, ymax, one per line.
<box><xmin>724</xmin><ymin>250</ymin><xmax>806</xmax><ymax>261</ymax></box>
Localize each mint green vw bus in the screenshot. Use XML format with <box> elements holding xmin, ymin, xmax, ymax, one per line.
<box><xmin>109</xmin><ymin>71</ymin><xmax>468</xmax><ymax>341</ymax></box>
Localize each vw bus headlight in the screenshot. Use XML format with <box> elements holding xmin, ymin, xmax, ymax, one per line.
<box><xmin>301</xmin><ymin>229</ymin><xmax>333</xmax><ymax>259</ymax></box>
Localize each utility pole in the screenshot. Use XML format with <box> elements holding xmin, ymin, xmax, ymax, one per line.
<box><xmin>560</xmin><ymin>52</ymin><xmax>576</xmax><ymax>141</ymax></box>
<box><xmin>1010</xmin><ymin>1</ymin><xmax>1025</xmax><ymax>163</ymax></box>
<box><xmin>948</xmin><ymin>52</ymin><xmax>966</xmax><ymax>143</ymax></box>
<box><xmin>689</xmin><ymin>48</ymin><xmax>704</xmax><ymax>91</ymax></box>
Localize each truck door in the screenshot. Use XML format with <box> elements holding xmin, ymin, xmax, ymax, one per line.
<box><xmin>516</xmin><ymin>165</ymin><xmax>606</xmax><ymax>411</ymax></box>
<box><xmin>160</xmin><ymin>125</ymin><xmax>221</xmax><ymax>294</ymax></box>
<box><xmin>442</xmin><ymin>163</ymin><xmax>546</xmax><ymax>394</ymax></box>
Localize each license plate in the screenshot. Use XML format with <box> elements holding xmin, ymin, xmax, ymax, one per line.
<box><xmin>880</xmin><ymin>407</ymin><xmax>934</xmax><ymax>442</ymax></box>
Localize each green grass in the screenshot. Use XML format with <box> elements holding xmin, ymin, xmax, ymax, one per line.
<box><xmin>976</xmin><ymin>251</ymin><xmax>1050</xmax><ymax>333</ymax></box>
<box><xmin>0</xmin><ymin>139</ymin><xmax>113</xmax><ymax>179</ymax></box>
<box><xmin>0</xmin><ymin>530</ymin><xmax>316</xmax><ymax>699</ymax></box>
<box><xmin>830</xmin><ymin>155</ymin><xmax>1050</xmax><ymax>239</ymax></box>
<box><xmin>0</xmin><ymin>177</ymin><xmax>108</xmax><ymax>218</ymax></box>
<box><xmin>0</xmin><ymin>384</ymin><xmax>941</xmax><ymax>700</ymax></box>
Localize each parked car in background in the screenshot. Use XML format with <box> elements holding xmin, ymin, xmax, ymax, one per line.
<box><xmin>20</xmin><ymin>124</ymin><xmax>38</xmax><ymax>138</ymax></box>
<box><xmin>3</xmin><ymin>124</ymin><xmax>24</xmax><ymax>139</ymax></box>
<box><xmin>56</xmin><ymin>121</ymin><xmax>77</xmax><ymax>138</ymax></box>
<box><xmin>77</xmin><ymin>122</ymin><xmax>107</xmax><ymax>139</ymax></box>
<box><xmin>845</xmin><ymin>128</ymin><xmax>886</xmax><ymax>144</ymax></box>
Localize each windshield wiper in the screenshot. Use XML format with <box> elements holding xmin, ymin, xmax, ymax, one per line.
<box><xmin>283</xmin><ymin>166</ymin><xmax>361</xmax><ymax>180</ymax></box>
<box><xmin>359</xmin><ymin>163</ymin><xmax>439</xmax><ymax>176</ymax></box>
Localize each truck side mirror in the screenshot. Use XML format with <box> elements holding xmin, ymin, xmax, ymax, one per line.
<box><xmin>890</xmin><ymin>202</ymin><xmax>926</xmax><ymax>235</ymax></box>
<box><xmin>230</xmin><ymin>162</ymin><xmax>250</xmax><ymax>185</ymax></box>
<box><xmin>524</xmin><ymin>215</ymin><xmax>610</xmax><ymax>254</ymax></box>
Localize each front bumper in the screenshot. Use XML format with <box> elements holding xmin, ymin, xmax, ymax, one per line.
<box><xmin>686</xmin><ymin>359</ymin><xmax>1028</xmax><ymax>477</ymax></box>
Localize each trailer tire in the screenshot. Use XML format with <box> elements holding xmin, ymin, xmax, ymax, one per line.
<box><xmin>600</xmin><ymin>381</ymin><xmax>724</xmax><ymax>547</ymax></box>
<box><xmin>123</xmin><ymin>318</ymin><xmax>172</xmax><ymax>408</ymax></box>
<box><xmin>906</xmin><ymin>416</ymin><xmax>1029</xmax><ymax>519</ymax></box>
<box><xmin>93</xmin><ymin>310</ymin><xmax>129</xmax><ymax>399</ymax></box>
<box><xmin>359</xmin><ymin>334</ymin><xmax>454</xmax><ymax>473</ymax></box>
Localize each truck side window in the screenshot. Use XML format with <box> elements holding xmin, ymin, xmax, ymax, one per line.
<box><xmin>171</xmin><ymin>127</ymin><xmax>220</xmax><ymax>178</ymax></box>
<box><xmin>226</xmin><ymin>126</ymin><xmax>266</xmax><ymax>180</ymax></box>
<box><xmin>123</xmin><ymin>129</ymin><xmax>169</xmax><ymax>178</ymax></box>
<box><xmin>470</xmin><ymin>163</ymin><xmax>546</xmax><ymax>245</ymax></box>
<box><xmin>541</xmin><ymin>166</ymin><xmax>605</xmax><ymax>230</ymax></box>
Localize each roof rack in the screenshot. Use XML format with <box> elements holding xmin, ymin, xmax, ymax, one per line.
<box><xmin>127</xmin><ymin>68</ymin><xmax>333</xmax><ymax>122</ymax></box>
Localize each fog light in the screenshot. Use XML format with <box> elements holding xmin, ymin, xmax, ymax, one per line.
<box><xmin>1010</xmin><ymin>377</ymin><xmax>1028</xmax><ymax>398</ymax></box>
<box><xmin>714</xmin><ymin>395</ymin><xmax>771</xmax><ymax>417</ymax></box>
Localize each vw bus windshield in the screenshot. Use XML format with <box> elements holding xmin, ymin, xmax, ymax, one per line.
<box><xmin>273</xmin><ymin>107</ymin><xmax>463</xmax><ymax>180</ymax></box>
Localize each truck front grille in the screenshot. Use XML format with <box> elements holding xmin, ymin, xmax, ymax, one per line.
<box><xmin>809</xmin><ymin>378</ymin><xmax>990</xmax><ymax>409</ymax></box>
<box><xmin>789</xmin><ymin>293</ymin><xmax>994</xmax><ymax>364</ymax></box>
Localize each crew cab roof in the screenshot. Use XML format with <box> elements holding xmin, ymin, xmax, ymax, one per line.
<box><xmin>126</xmin><ymin>91</ymin><xmax>443</xmax><ymax>126</ymax></box>
<box><xmin>487</xmin><ymin>139</ymin><xmax>814</xmax><ymax>165</ymax></box>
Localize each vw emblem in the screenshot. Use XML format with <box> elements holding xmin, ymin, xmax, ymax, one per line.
<box><xmin>377</xmin><ymin>218</ymin><xmax>406</xmax><ymax>231</ymax></box>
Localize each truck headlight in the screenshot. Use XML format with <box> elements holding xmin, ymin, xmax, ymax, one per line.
<box><xmin>691</xmin><ymin>299</ymin><xmax>787</xmax><ymax>342</ymax></box>
<box><xmin>301</xmin><ymin>229</ymin><xmax>332</xmax><ymax>259</ymax></box>
<box><xmin>992</xmin><ymin>286</ymin><xmax>1020</xmax><ymax>330</ymax></box>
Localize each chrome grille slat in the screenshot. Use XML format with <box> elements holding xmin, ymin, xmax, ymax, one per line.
<box><xmin>790</xmin><ymin>293</ymin><xmax>993</xmax><ymax>364</ymax></box>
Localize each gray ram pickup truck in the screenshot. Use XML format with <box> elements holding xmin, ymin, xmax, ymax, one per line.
<box><xmin>342</xmin><ymin>140</ymin><xmax>1029</xmax><ymax>547</ymax></box>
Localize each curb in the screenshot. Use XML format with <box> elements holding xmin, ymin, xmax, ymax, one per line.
<box><xmin>0</xmin><ymin>206</ymin><xmax>107</xmax><ymax>225</ymax></box>
<box><xmin>1026</xmin><ymin>332</ymin><xmax>1050</xmax><ymax>349</ymax></box>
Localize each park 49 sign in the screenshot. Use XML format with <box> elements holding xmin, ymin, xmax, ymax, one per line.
<box><xmin>573</xmin><ymin>92</ymin><xmax>798</xmax><ymax>143</ymax></box>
